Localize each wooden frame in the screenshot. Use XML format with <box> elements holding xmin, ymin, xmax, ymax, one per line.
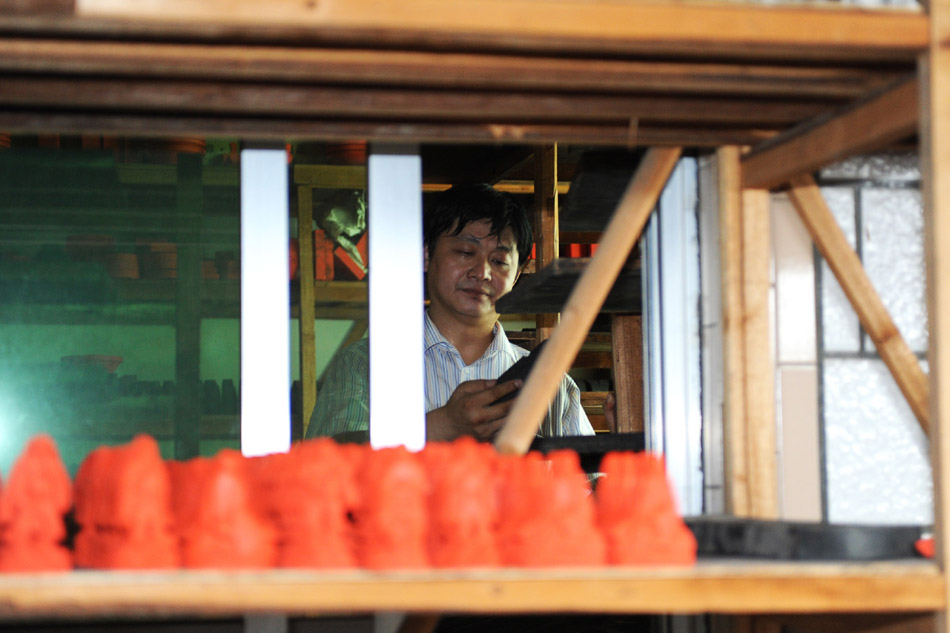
<box><xmin>0</xmin><ymin>0</ymin><xmax>947</xmax><ymax>625</ymax></box>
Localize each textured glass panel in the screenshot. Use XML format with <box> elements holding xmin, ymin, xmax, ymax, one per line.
<box><xmin>818</xmin><ymin>187</ymin><xmax>861</xmax><ymax>353</ymax></box>
<box><xmin>861</xmin><ymin>188</ymin><xmax>927</xmax><ymax>353</ymax></box>
<box><xmin>821</xmin><ymin>153</ymin><xmax>920</xmax><ymax>182</ymax></box>
<box><xmin>824</xmin><ymin>358</ymin><xmax>931</xmax><ymax>524</ymax></box>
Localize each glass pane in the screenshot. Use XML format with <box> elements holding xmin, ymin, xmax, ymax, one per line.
<box><xmin>0</xmin><ymin>135</ymin><xmax>241</xmax><ymax>474</ymax></box>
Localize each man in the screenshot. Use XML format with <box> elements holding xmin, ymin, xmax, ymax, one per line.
<box><xmin>306</xmin><ymin>183</ymin><xmax>593</xmax><ymax>441</ymax></box>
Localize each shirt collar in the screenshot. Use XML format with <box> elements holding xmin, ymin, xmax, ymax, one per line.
<box><xmin>424</xmin><ymin>311</ymin><xmax>519</xmax><ymax>361</ymax></box>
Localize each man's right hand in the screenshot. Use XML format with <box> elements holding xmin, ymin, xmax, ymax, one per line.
<box><xmin>426</xmin><ymin>378</ymin><xmax>523</xmax><ymax>442</ymax></box>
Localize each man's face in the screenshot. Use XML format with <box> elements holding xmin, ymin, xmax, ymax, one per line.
<box><xmin>424</xmin><ymin>218</ymin><xmax>520</xmax><ymax>325</ymax></box>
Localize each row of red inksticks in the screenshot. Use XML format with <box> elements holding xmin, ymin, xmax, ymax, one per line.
<box><xmin>0</xmin><ymin>433</ymin><xmax>696</xmax><ymax>572</ymax></box>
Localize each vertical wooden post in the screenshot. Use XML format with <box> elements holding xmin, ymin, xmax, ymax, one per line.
<box><xmin>533</xmin><ymin>144</ymin><xmax>559</xmax><ymax>344</ymax></box>
<box><xmin>297</xmin><ymin>184</ymin><xmax>316</xmax><ymax>439</ymax></box>
<box><xmin>922</xmin><ymin>1</ymin><xmax>950</xmax><ymax>630</ymax></box>
<box><xmin>610</xmin><ymin>314</ymin><xmax>644</xmax><ymax>433</ymax></box>
<box><xmin>718</xmin><ymin>146</ymin><xmax>750</xmax><ymax>517</ymax></box>
<box><xmin>742</xmin><ymin>187</ymin><xmax>778</xmax><ymax>519</ymax></box>
<box><xmin>718</xmin><ymin>146</ymin><xmax>778</xmax><ymax>519</ymax></box>
<box><xmin>174</xmin><ymin>153</ymin><xmax>203</xmax><ymax>460</ymax></box>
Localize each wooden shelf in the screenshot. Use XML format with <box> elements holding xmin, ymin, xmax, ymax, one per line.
<box><xmin>0</xmin><ymin>280</ymin><xmax>367</xmax><ymax>324</ymax></box>
<box><xmin>0</xmin><ymin>562</ymin><xmax>941</xmax><ymax>619</ymax></box>
<box><xmin>497</xmin><ymin>259</ymin><xmax>640</xmax><ymax>315</ymax></box>
<box><xmin>0</xmin><ymin>0</ymin><xmax>946</xmax><ymax>627</ymax></box>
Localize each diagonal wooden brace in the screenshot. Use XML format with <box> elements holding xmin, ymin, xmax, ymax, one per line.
<box><xmin>495</xmin><ymin>146</ymin><xmax>682</xmax><ymax>456</ymax></box>
<box><xmin>787</xmin><ymin>174</ymin><xmax>929</xmax><ymax>435</ymax></box>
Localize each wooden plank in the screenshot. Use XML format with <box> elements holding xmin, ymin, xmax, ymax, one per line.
<box><xmin>0</xmin><ymin>0</ymin><xmax>73</xmax><ymax>15</ymax></box>
<box><xmin>741</xmin><ymin>76</ymin><xmax>919</xmax><ymax>189</ymax></box>
<box><xmin>786</xmin><ymin>175</ymin><xmax>929</xmax><ymax>434</ymax></box>
<box><xmin>533</xmin><ymin>144</ymin><xmax>559</xmax><ymax>344</ymax></box>
<box><xmin>495</xmin><ymin>259</ymin><xmax>641</xmax><ymax>315</ymax></box>
<box><xmin>0</xmin><ymin>76</ymin><xmax>834</xmax><ymax>125</ymax></box>
<box><xmin>718</xmin><ymin>146</ymin><xmax>750</xmax><ymax>517</ymax></box>
<box><xmin>0</xmin><ymin>111</ymin><xmax>775</xmax><ymax>147</ymax></box>
<box><xmin>0</xmin><ymin>38</ymin><xmax>905</xmax><ymax>99</ymax></box>
<box><xmin>293</xmin><ymin>164</ymin><xmax>366</xmax><ymax>189</ymax></box>
<box><xmin>741</xmin><ymin>187</ymin><xmax>778</xmax><ymax>520</ymax></box>
<box><xmin>64</xmin><ymin>1</ymin><xmax>928</xmax><ymax>62</ymax></box>
<box><xmin>921</xmin><ymin>3</ymin><xmax>950</xmax><ymax>632</ymax></box>
<box><xmin>117</xmin><ymin>163</ymin><xmax>238</xmax><ymax>186</ymax></box>
<box><xmin>495</xmin><ymin>147</ymin><xmax>681</xmax><ymax>456</ymax></box>
<box><xmin>0</xmin><ymin>563</ymin><xmax>942</xmax><ymax>619</ymax></box>
<box><xmin>611</xmin><ymin>314</ymin><xmax>644</xmax><ymax>433</ymax></box>
<box><xmin>297</xmin><ymin>184</ymin><xmax>316</xmax><ymax>440</ymax></box>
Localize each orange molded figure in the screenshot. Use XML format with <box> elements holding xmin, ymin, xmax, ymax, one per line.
<box><xmin>0</xmin><ymin>435</ymin><xmax>72</xmax><ymax>571</ymax></box>
<box><xmin>170</xmin><ymin>450</ymin><xmax>277</xmax><ymax>569</ymax></box>
<box><xmin>423</xmin><ymin>438</ymin><xmax>500</xmax><ymax>568</ymax></box>
<box><xmin>596</xmin><ymin>452</ymin><xmax>696</xmax><ymax>566</ymax></box>
<box><xmin>73</xmin><ymin>434</ymin><xmax>178</xmax><ymax>569</ymax></box>
<box><xmin>496</xmin><ymin>450</ymin><xmax>606</xmax><ymax>567</ymax></box>
<box><xmin>249</xmin><ymin>438</ymin><xmax>359</xmax><ymax>568</ymax></box>
<box><xmin>353</xmin><ymin>445</ymin><xmax>428</xmax><ymax>569</ymax></box>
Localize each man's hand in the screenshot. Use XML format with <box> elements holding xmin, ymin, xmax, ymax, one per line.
<box><xmin>426</xmin><ymin>379</ymin><xmax>523</xmax><ymax>442</ymax></box>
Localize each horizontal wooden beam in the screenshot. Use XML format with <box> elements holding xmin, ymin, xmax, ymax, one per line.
<box><xmin>0</xmin><ymin>0</ymin><xmax>73</xmax><ymax>15</ymax></box>
<box><xmin>0</xmin><ymin>111</ymin><xmax>777</xmax><ymax>147</ymax></box>
<box><xmin>741</xmin><ymin>75</ymin><xmax>919</xmax><ymax>189</ymax></box>
<box><xmin>0</xmin><ymin>76</ymin><xmax>835</xmax><ymax>125</ymax></box>
<box><xmin>0</xmin><ymin>38</ymin><xmax>906</xmax><ymax>99</ymax></box>
<box><xmin>35</xmin><ymin>1</ymin><xmax>927</xmax><ymax>63</ymax></box>
<box><xmin>0</xmin><ymin>563</ymin><xmax>942</xmax><ymax>618</ymax></box>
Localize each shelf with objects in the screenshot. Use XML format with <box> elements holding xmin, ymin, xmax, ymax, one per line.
<box><xmin>0</xmin><ymin>0</ymin><xmax>946</xmax><ymax>627</ymax></box>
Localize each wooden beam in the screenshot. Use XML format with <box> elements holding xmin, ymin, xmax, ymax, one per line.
<box><xmin>61</xmin><ymin>1</ymin><xmax>927</xmax><ymax>62</ymax></box>
<box><xmin>741</xmin><ymin>187</ymin><xmax>778</xmax><ymax>519</ymax></box>
<box><xmin>718</xmin><ymin>146</ymin><xmax>750</xmax><ymax>517</ymax></box>
<box><xmin>294</xmin><ymin>164</ymin><xmax>367</xmax><ymax>189</ymax></box>
<box><xmin>495</xmin><ymin>147</ymin><xmax>681</xmax><ymax>456</ymax></box>
<box><xmin>0</xmin><ymin>38</ymin><xmax>905</xmax><ymax>99</ymax></box>
<box><xmin>297</xmin><ymin>185</ymin><xmax>316</xmax><ymax>440</ymax></box>
<box><xmin>742</xmin><ymin>76</ymin><xmax>919</xmax><ymax>189</ymax></box>
<box><xmin>0</xmin><ymin>0</ymin><xmax>73</xmax><ymax>15</ymax></box>
<box><xmin>611</xmin><ymin>314</ymin><xmax>644</xmax><ymax>433</ymax></box>
<box><xmin>921</xmin><ymin>2</ymin><xmax>950</xmax><ymax>631</ymax></box>
<box><xmin>533</xmin><ymin>144</ymin><xmax>559</xmax><ymax>344</ymax></box>
<box><xmin>0</xmin><ymin>76</ymin><xmax>834</xmax><ymax>125</ymax></box>
<box><xmin>0</xmin><ymin>564</ymin><xmax>942</xmax><ymax>618</ymax></box>
<box><xmin>786</xmin><ymin>175</ymin><xmax>929</xmax><ymax>434</ymax></box>
<box><xmin>0</xmin><ymin>110</ymin><xmax>776</xmax><ymax>147</ymax></box>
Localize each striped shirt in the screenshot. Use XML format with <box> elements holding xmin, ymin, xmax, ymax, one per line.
<box><xmin>306</xmin><ymin>312</ymin><xmax>593</xmax><ymax>440</ymax></box>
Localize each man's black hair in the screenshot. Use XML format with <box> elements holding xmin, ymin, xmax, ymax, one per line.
<box><xmin>423</xmin><ymin>183</ymin><xmax>533</xmax><ymax>269</ymax></box>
